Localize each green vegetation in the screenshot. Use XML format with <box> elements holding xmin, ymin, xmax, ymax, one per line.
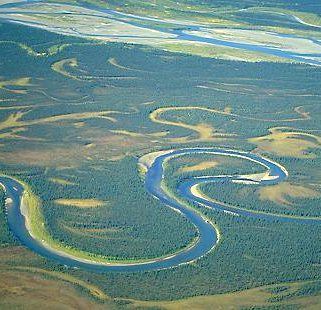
<box><xmin>48</xmin><ymin>0</ymin><xmax>321</xmax><ymax>26</ymax></box>
<box><xmin>243</xmin><ymin>7</ymin><xmax>321</xmax><ymax>27</ymax></box>
<box><xmin>14</xmin><ymin>158</ymin><xmax>196</xmax><ymax>260</ymax></box>
<box><xmin>0</xmin><ymin>9</ymin><xmax>321</xmax><ymax>308</ymax></box>
<box><xmin>0</xmin><ymin>190</ymin><xmax>18</xmax><ymax>247</ymax></box>
<box><xmin>200</xmin><ymin>181</ymin><xmax>321</xmax><ymax>218</ymax></box>
<box><xmin>0</xmin><ymin>41</ymin><xmax>72</xmax><ymax>57</ymax></box>
<box><xmin>159</xmin><ymin>42</ymin><xmax>292</xmax><ymax>63</ymax></box>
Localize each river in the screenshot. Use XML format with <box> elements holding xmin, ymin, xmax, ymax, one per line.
<box><xmin>0</xmin><ymin>147</ymin><xmax>301</xmax><ymax>272</ymax></box>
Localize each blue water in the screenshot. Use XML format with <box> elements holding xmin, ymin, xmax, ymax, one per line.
<box><xmin>0</xmin><ymin>1</ymin><xmax>321</xmax><ymax>66</ymax></box>
<box><xmin>1</xmin><ymin>147</ymin><xmax>309</xmax><ymax>272</ymax></box>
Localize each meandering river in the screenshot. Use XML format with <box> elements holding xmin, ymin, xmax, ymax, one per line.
<box><xmin>0</xmin><ymin>147</ymin><xmax>304</xmax><ymax>272</ymax></box>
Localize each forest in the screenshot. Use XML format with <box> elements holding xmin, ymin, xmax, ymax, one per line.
<box><xmin>0</xmin><ymin>17</ymin><xmax>321</xmax><ymax>307</ymax></box>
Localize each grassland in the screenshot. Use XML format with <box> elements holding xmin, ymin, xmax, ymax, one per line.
<box><xmin>249</xmin><ymin>127</ymin><xmax>321</xmax><ymax>158</ymax></box>
<box><xmin>127</xmin><ymin>280</ymin><xmax>321</xmax><ymax>309</ymax></box>
<box><xmin>259</xmin><ymin>182</ymin><xmax>320</xmax><ymax>206</ymax></box>
<box><xmin>3</xmin><ymin>246</ymin><xmax>321</xmax><ymax>310</ymax></box>
<box><xmin>0</xmin><ymin>247</ymin><xmax>111</xmax><ymax>308</ymax></box>
<box><xmin>0</xmin><ymin>77</ymin><xmax>32</xmax><ymax>94</ymax></box>
<box><xmin>0</xmin><ymin>40</ymin><xmax>71</xmax><ymax>57</ymax></box>
<box><xmin>107</xmin><ymin>57</ymin><xmax>143</xmax><ymax>72</ymax></box>
<box><xmin>60</xmin><ymin>222</ymin><xmax>121</xmax><ymax>241</ymax></box>
<box><xmin>48</xmin><ymin>177</ymin><xmax>77</xmax><ymax>186</ymax></box>
<box><xmin>178</xmin><ymin>161</ymin><xmax>218</xmax><ymax>173</ymax></box>
<box><xmin>51</xmin><ymin>57</ymin><xmax>140</xmax><ymax>81</ymax></box>
<box><xmin>158</xmin><ymin>42</ymin><xmax>291</xmax><ymax>62</ymax></box>
<box><xmin>0</xmin><ymin>270</ymin><xmax>109</xmax><ymax>310</ymax></box>
<box><xmin>55</xmin><ymin>198</ymin><xmax>108</xmax><ymax>208</ymax></box>
<box><xmin>243</xmin><ymin>7</ymin><xmax>321</xmax><ymax>28</ymax></box>
<box><xmin>12</xmin><ymin>266</ymin><xmax>109</xmax><ymax>300</ymax></box>
<box><xmin>150</xmin><ymin>106</ymin><xmax>311</xmax><ymax>138</ymax></box>
<box><xmin>3</xmin><ymin>260</ymin><xmax>321</xmax><ymax>310</ymax></box>
<box><xmin>51</xmin><ymin>58</ymin><xmax>82</xmax><ymax>80</ymax></box>
<box><xmin>149</xmin><ymin>106</ymin><xmax>236</xmax><ymax>142</ymax></box>
<box><xmin>191</xmin><ymin>182</ymin><xmax>321</xmax><ymax>221</ymax></box>
<box><xmin>0</xmin><ymin>110</ymin><xmax>118</xmax><ymax>133</ymax></box>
